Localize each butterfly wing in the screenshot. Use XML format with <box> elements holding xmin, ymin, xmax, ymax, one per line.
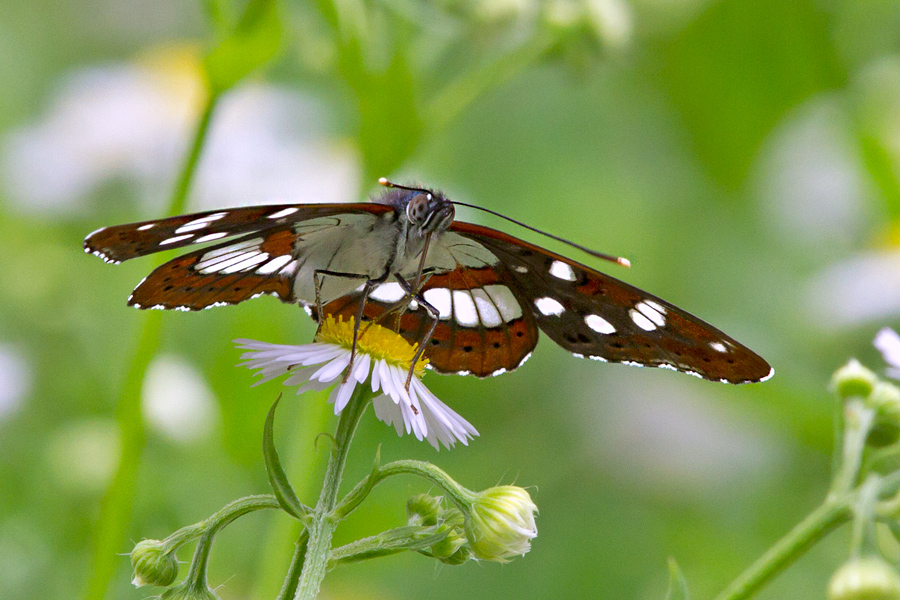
<box><xmin>322</xmin><ymin>261</ymin><xmax>540</xmax><ymax>377</ymax></box>
<box><xmin>449</xmin><ymin>221</ymin><xmax>773</xmax><ymax>384</ymax></box>
<box><xmin>84</xmin><ymin>203</ymin><xmax>394</xmax><ymax>311</ymax></box>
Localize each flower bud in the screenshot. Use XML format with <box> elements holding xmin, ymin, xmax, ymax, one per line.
<box><xmin>131</xmin><ymin>539</ymin><xmax>178</xmax><ymax>588</ymax></box>
<box><xmin>407</xmin><ymin>494</ymin><xmax>443</xmax><ymax>527</ymax></box>
<box><xmin>464</xmin><ymin>486</ymin><xmax>538</xmax><ymax>562</ymax></box>
<box><xmin>429</xmin><ymin>508</ymin><xmax>469</xmax><ymax>565</ymax></box>
<box><xmin>833</xmin><ymin>359</ymin><xmax>879</xmax><ymax>400</ymax></box>
<box><xmin>828</xmin><ymin>556</ymin><xmax>900</xmax><ymax>600</ymax></box>
<box><xmin>867</xmin><ymin>382</ymin><xmax>900</xmax><ymax>447</ymax></box>
<box><xmin>160</xmin><ymin>582</ymin><xmax>220</xmax><ymax>600</ymax></box>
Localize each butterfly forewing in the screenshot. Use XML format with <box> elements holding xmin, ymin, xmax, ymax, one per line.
<box><xmin>450</xmin><ymin>222</ymin><xmax>773</xmax><ymax>383</ymax></box>
<box><xmin>83</xmin><ymin>203</ymin><xmax>391</xmax><ymax>263</ymax></box>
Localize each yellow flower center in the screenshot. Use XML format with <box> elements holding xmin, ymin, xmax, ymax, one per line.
<box><xmin>315</xmin><ymin>315</ymin><xmax>429</xmax><ymax>376</ymax></box>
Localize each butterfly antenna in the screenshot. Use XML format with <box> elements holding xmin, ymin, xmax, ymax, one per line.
<box><xmin>378</xmin><ymin>178</ymin><xmax>631</xmax><ymax>268</ymax></box>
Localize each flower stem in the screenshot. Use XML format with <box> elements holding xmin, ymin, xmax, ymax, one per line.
<box><xmin>333</xmin><ymin>459</ymin><xmax>473</xmax><ymax>520</ymax></box>
<box><xmin>82</xmin><ymin>89</ymin><xmax>220</xmax><ymax>600</ymax></box>
<box><xmin>276</xmin><ymin>530</ymin><xmax>310</xmax><ymax>600</ymax></box>
<box><xmin>292</xmin><ymin>386</ymin><xmax>373</xmax><ymax>600</ymax></box>
<box><xmin>713</xmin><ymin>500</ymin><xmax>851</xmax><ymax>600</ymax></box>
<box><xmin>830</xmin><ymin>399</ymin><xmax>875</xmax><ymax>498</ymax></box>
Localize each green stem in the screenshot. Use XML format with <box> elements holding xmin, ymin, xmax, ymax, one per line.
<box><xmin>334</xmin><ymin>459</ymin><xmax>473</xmax><ymax>520</ymax></box>
<box><xmin>82</xmin><ymin>90</ymin><xmax>221</xmax><ymax>600</ymax></box>
<box><xmin>276</xmin><ymin>530</ymin><xmax>310</xmax><ymax>600</ymax></box>
<box><xmin>292</xmin><ymin>386</ymin><xmax>373</xmax><ymax>600</ymax></box>
<box><xmin>713</xmin><ymin>500</ymin><xmax>851</xmax><ymax>600</ymax></box>
<box><xmin>830</xmin><ymin>399</ymin><xmax>875</xmax><ymax>498</ymax></box>
<box><xmin>168</xmin><ymin>92</ymin><xmax>220</xmax><ymax>216</ymax></box>
<box><xmin>163</xmin><ymin>495</ymin><xmax>281</xmax><ymax>552</ymax></box>
<box><xmin>327</xmin><ymin>524</ymin><xmax>448</xmax><ymax>568</ymax></box>
<box><xmin>424</xmin><ymin>33</ymin><xmax>556</xmax><ymax>132</ymax></box>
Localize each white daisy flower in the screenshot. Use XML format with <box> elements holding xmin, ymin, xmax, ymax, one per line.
<box><xmin>235</xmin><ymin>316</ymin><xmax>478</xmax><ymax>449</ymax></box>
<box><xmin>875</xmin><ymin>327</ymin><xmax>900</xmax><ymax>380</ymax></box>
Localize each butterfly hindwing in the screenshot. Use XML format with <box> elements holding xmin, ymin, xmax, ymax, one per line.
<box><xmin>450</xmin><ymin>222</ymin><xmax>772</xmax><ymax>383</ymax></box>
<box><xmin>321</xmin><ymin>264</ymin><xmax>539</xmax><ymax>377</ymax></box>
<box><xmin>128</xmin><ymin>228</ymin><xmax>299</xmax><ymax>310</ymax></box>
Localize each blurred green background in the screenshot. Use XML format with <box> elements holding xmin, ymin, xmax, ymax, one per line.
<box><xmin>3</xmin><ymin>0</ymin><xmax>900</xmax><ymax>598</ymax></box>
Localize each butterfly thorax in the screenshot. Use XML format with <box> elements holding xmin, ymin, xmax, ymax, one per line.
<box><xmin>289</xmin><ymin>188</ymin><xmax>456</xmax><ymax>306</ymax></box>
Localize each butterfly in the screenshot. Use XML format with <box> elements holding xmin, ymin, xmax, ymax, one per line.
<box><xmin>83</xmin><ymin>179</ymin><xmax>772</xmax><ymax>384</ymax></box>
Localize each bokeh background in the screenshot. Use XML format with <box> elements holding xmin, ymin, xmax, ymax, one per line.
<box><xmin>3</xmin><ymin>0</ymin><xmax>900</xmax><ymax>599</ymax></box>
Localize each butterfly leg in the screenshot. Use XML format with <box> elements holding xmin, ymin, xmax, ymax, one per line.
<box><xmin>314</xmin><ymin>268</ymin><xmax>390</xmax><ymax>382</ymax></box>
<box><xmin>393</xmin><ymin>274</ymin><xmax>441</xmax><ymax>391</ymax></box>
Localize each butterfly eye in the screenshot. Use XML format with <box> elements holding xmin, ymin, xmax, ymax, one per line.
<box><xmin>406</xmin><ymin>194</ymin><xmax>430</xmax><ymax>225</ymax></box>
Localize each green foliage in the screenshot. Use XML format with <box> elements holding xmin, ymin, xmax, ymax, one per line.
<box><xmin>204</xmin><ymin>0</ymin><xmax>284</xmax><ymax>94</ymax></box>
<box><xmin>5</xmin><ymin>0</ymin><xmax>900</xmax><ymax>599</ymax></box>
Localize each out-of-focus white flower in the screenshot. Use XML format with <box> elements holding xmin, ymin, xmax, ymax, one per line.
<box><xmin>804</xmin><ymin>250</ymin><xmax>900</xmax><ymax>329</ymax></box>
<box><xmin>578</xmin><ymin>373</ymin><xmax>780</xmax><ymax>498</ymax></box>
<box><xmin>0</xmin><ymin>343</ymin><xmax>30</xmax><ymax>421</ymax></box>
<box><xmin>875</xmin><ymin>328</ymin><xmax>900</xmax><ymax>380</ymax></box>
<box><xmin>1</xmin><ymin>45</ymin><xmax>358</xmax><ymax>217</ymax></box>
<box><xmin>236</xmin><ymin>316</ymin><xmax>477</xmax><ymax>450</ymax></box>
<box><xmin>142</xmin><ymin>354</ymin><xmax>218</xmax><ymax>444</ymax></box>
<box><xmin>757</xmin><ymin>97</ymin><xmax>870</xmax><ymax>252</ymax></box>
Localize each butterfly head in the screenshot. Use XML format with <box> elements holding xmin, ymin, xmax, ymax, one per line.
<box><xmin>379</xmin><ymin>182</ymin><xmax>456</xmax><ymax>237</ymax></box>
<box><xmin>405</xmin><ymin>190</ymin><xmax>455</xmax><ymax>236</ymax></box>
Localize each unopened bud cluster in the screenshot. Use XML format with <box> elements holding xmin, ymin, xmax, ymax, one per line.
<box><xmin>828</xmin><ymin>556</ymin><xmax>900</xmax><ymax>600</ymax></box>
<box><xmin>408</xmin><ymin>485</ymin><xmax>538</xmax><ymax>564</ymax></box>
<box><xmin>833</xmin><ymin>360</ymin><xmax>900</xmax><ymax>447</ymax></box>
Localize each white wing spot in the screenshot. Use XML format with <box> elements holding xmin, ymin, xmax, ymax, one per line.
<box><xmin>257</xmin><ymin>255</ymin><xmax>294</xmax><ymax>275</ymax></box>
<box><xmin>280</xmin><ymin>260</ymin><xmax>298</xmax><ymax>275</ymax></box>
<box><xmin>513</xmin><ymin>265</ymin><xmax>528</xmax><ymax>274</ymax></box>
<box><xmin>423</xmin><ymin>288</ymin><xmax>452</xmax><ymax>319</ymax></box>
<box><xmin>636</xmin><ymin>301</ymin><xmax>666</xmax><ymax>327</ymax></box>
<box><xmin>198</xmin><ymin>250</ymin><xmax>260</xmax><ymax>273</ymax></box>
<box><xmin>472</xmin><ymin>289</ymin><xmax>503</xmax><ymax>327</ymax></box>
<box><xmin>221</xmin><ymin>252</ymin><xmax>269</xmax><ymax>274</ymax></box>
<box><xmin>643</xmin><ymin>300</ymin><xmax>666</xmax><ymax>314</ymax></box>
<box><xmin>176</xmin><ymin>221</ymin><xmax>214</xmax><ymax>234</ymax></box>
<box><xmin>484</xmin><ymin>285</ymin><xmax>522</xmax><ymax>321</ymax></box>
<box><xmin>535</xmin><ymin>297</ymin><xmax>565</xmax><ymax>317</ymax></box>
<box><xmin>370</xmin><ymin>282</ymin><xmax>407</xmax><ymax>303</ymax></box>
<box><xmin>630</xmin><ymin>309</ymin><xmax>657</xmax><ymax>331</ymax></box>
<box><xmin>268</xmin><ymin>207</ymin><xmax>299</xmax><ymax>219</ymax></box>
<box><xmin>198</xmin><ymin>238</ymin><xmax>263</xmax><ymax>262</ymax></box>
<box><xmin>549</xmin><ymin>260</ymin><xmax>576</xmax><ymax>281</ymax></box>
<box><xmin>160</xmin><ymin>234</ymin><xmax>194</xmax><ymax>246</ymax></box>
<box><xmin>452</xmin><ymin>291</ymin><xmax>479</xmax><ymax>326</ymax></box>
<box><xmin>584</xmin><ymin>314</ymin><xmax>616</xmax><ymax>334</ymax></box>
<box><xmin>195</xmin><ymin>232</ymin><xmax>228</xmax><ymax>243</ymax></box>
<box><xmin>710</xmin><ymin>341</ymin><xmax>728</xmax><ymax>353</ymax></box>
<box><xmin>137</xmin><ymin>224</ymin><xmax>154</xmax><ymax>231</ymax></box>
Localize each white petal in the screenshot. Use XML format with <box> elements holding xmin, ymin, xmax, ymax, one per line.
<box><xmin>373</xmin><ymin>394</ymin><xmax>405</xmax><ymax>436</ymax></box>
<box><xmin>311</xmin><ymin>353</ymin><xmax>351</xmax><ymax>383</ymax></box>
<box><xmin>351</xmin><ymin>353</ymin><xmax>371</xmax><ymax>384</ymax></box>
<box><xmin>875</xmin><ymin>328</ymin><xmax>900</xmax><ymax>373</ymax></box>
<box><xmin>330</xmin><ymin>378</ymin><xmax>357</xmax><ymax>414</ymax></box>
<box><xmin>371</xmin><ymin>358</ymin><xmax>383</xmax><ymax>393</ymax></box>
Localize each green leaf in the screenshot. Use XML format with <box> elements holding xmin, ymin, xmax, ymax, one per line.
<box><xmin>665</xmin><ymin>558</ymin><xmax>690</xmax><ymax>600</ymax></box>
<box><xmin>204</xmin><ymin>0</ymin><xmax>284</xmax><ymax>94</ymax></box>
<box><xmin>263</xmin><ymin>396</ymin><xmax>309</xmax><ymax>520</ymax></box>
